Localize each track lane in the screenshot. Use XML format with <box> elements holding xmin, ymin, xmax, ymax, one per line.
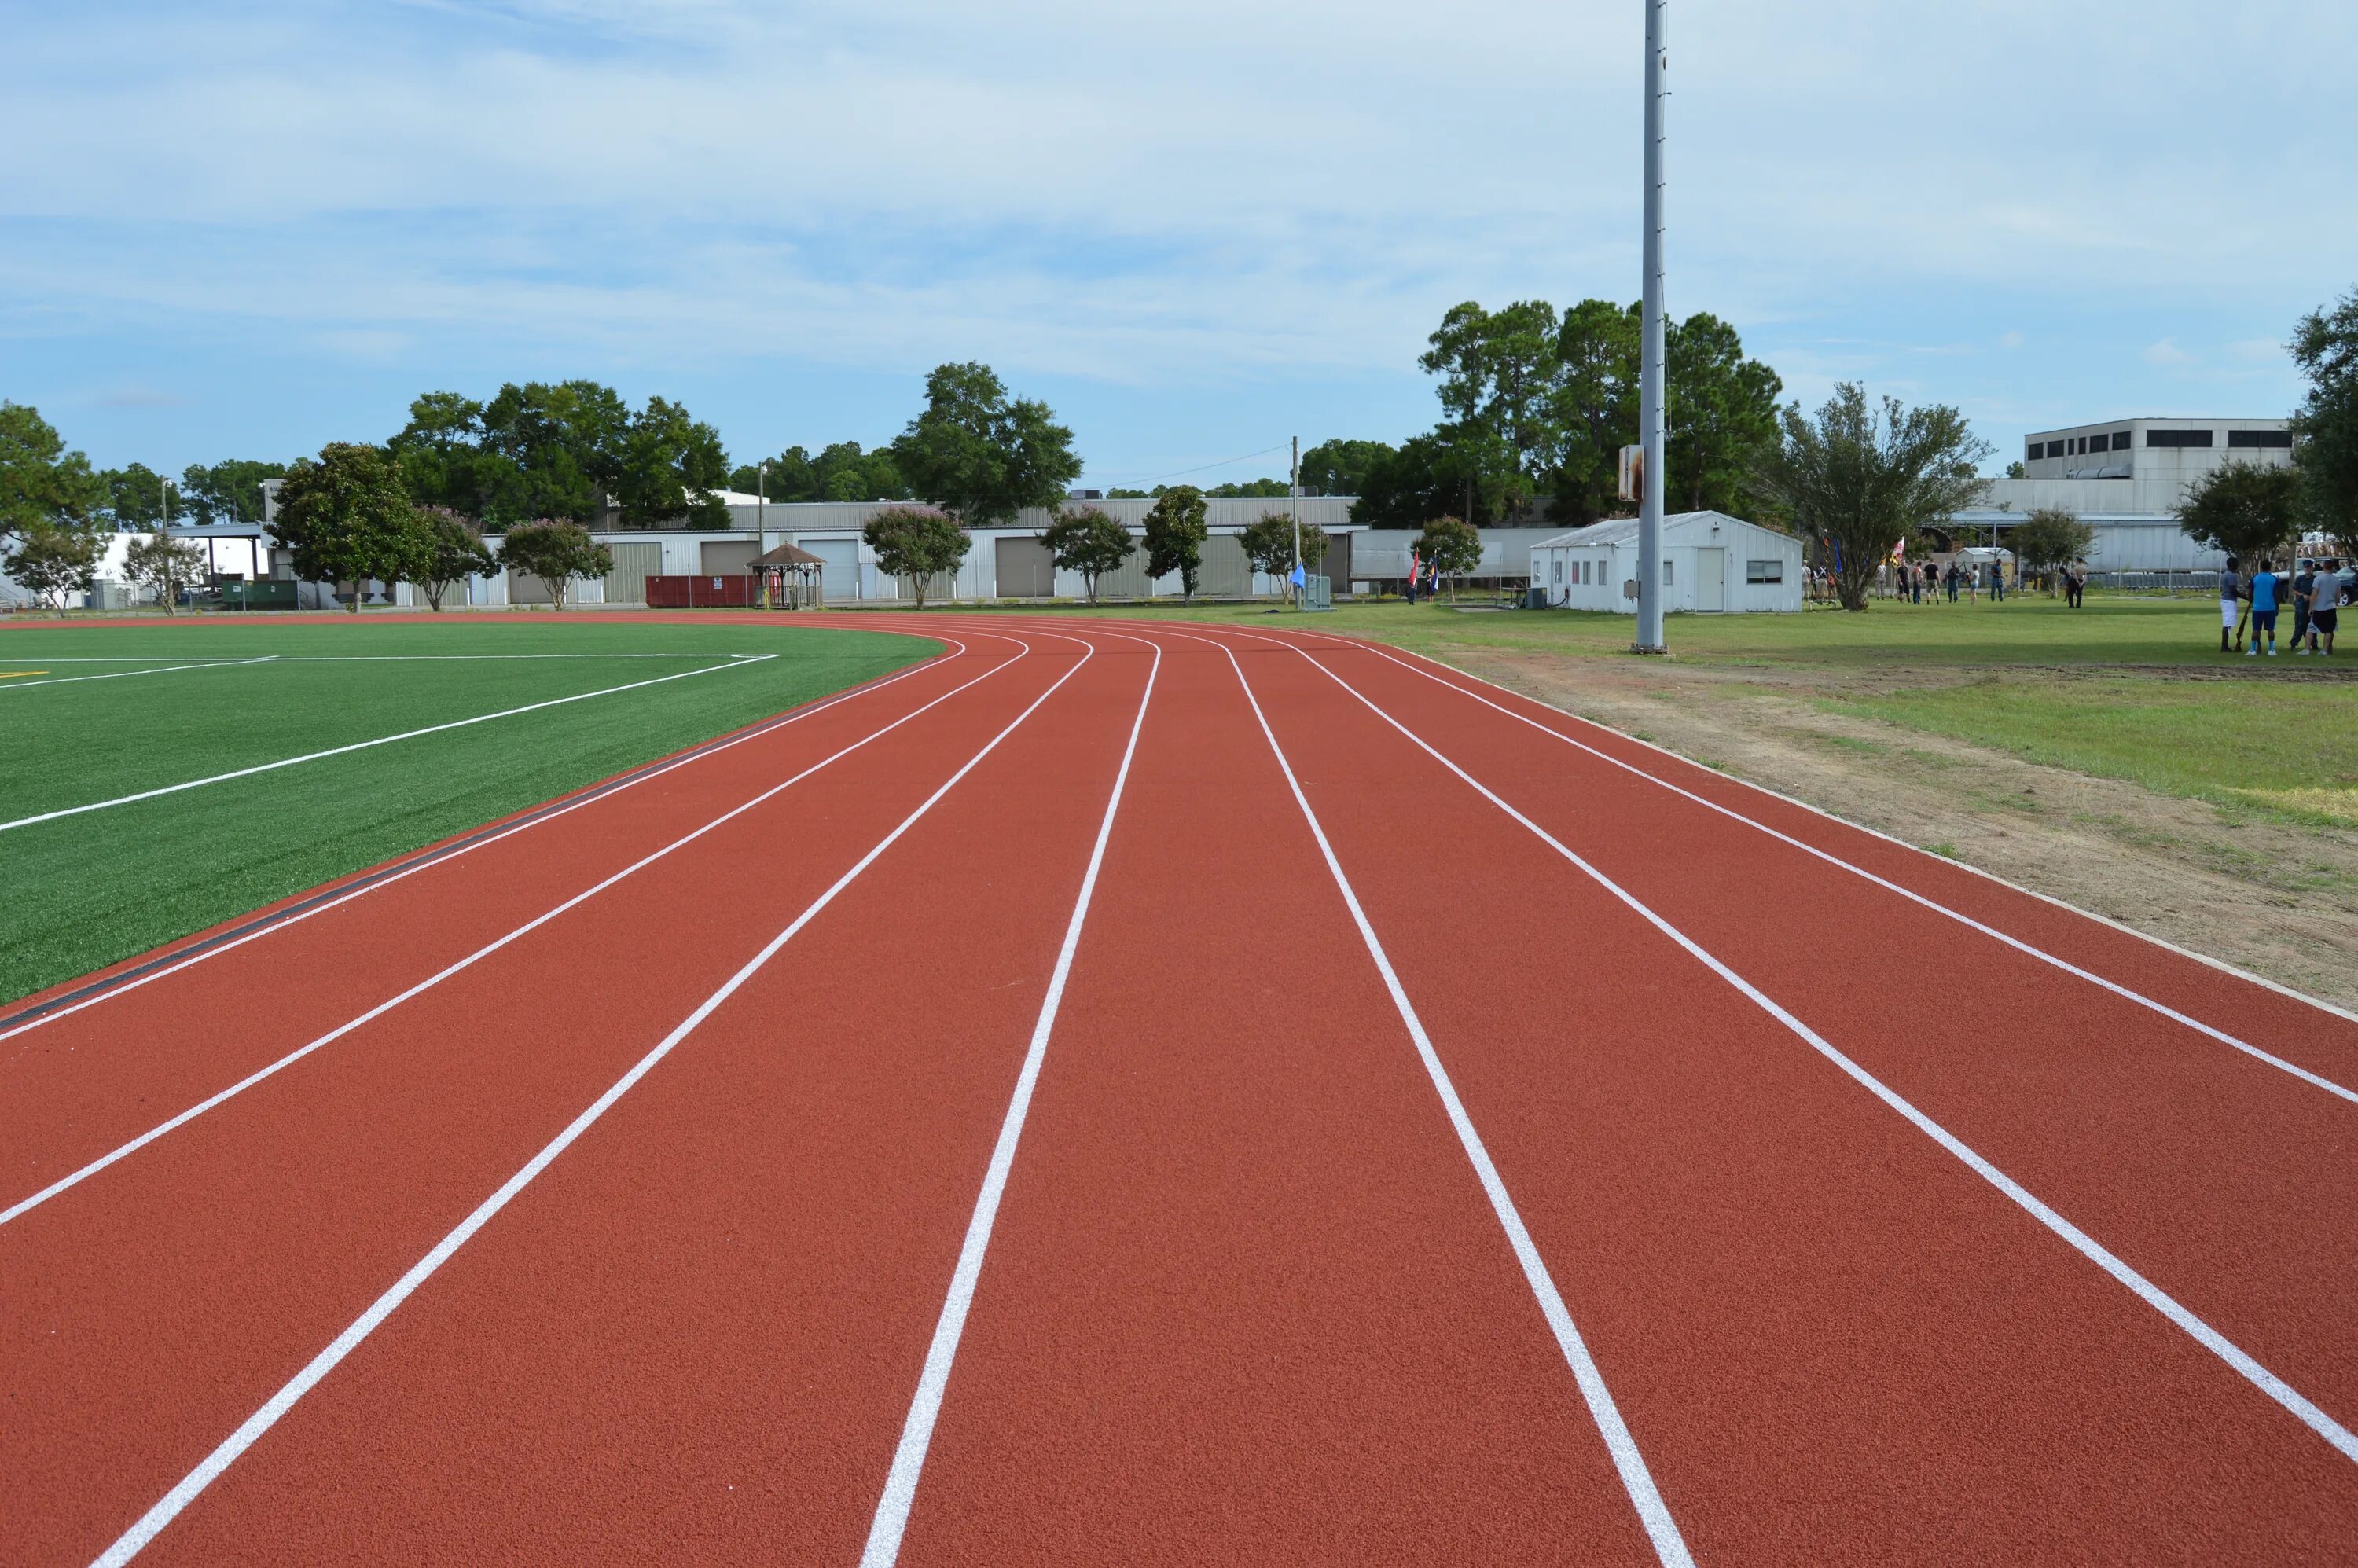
<box><xmin>0</xmin><ymin>633</ymin><xmax>997</xmax><ymax>1218</ymax></box>
<box><xmin>1252</xmin><ymin>620</ymin><xmax>2358</xmax><ymax>1087</ymax></box>
<box><xmin>1196</xmin><ymin>626</ymin><xmax>2358</xmax><ymax>1433</ymax></box>
<box><xmin>0</xmin><ymin>639</ymin><xmax>1071</xmax><ymax>1568</ymax></box>
<box><xmin>1221</xmin><ymin>633</ymin><xmax>2358</xmax><ymax>1562</ymax></box>
<box><xmin>883</xmin><ymin>630</ymin><xmax>1669</xmax><ymax>1566</ymax></box>
<box><xmin>90</xmin><ymin>631</ymin><xmax>1154</xmax><ymax>1566</ymax></box>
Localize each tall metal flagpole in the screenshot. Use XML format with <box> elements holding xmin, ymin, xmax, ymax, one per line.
<box><xmin>1634</xmin><ymin>0</ymin><xmax>1669</xmax><ymax>653</ymax></box>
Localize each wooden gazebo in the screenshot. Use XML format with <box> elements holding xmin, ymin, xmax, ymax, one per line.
<box><xmin>752</xmin><ymin>542</ymin><xmax>826</xmax><ymax>609</ymax></box>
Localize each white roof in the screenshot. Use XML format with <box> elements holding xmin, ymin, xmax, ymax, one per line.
<box><xmin>1533</xmin><ymin>510</ymin><xmax>1787</xmax><ymax>549</ymax></box>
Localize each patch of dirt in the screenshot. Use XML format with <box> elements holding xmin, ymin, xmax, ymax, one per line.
<box><xmin>1453</xmin><ymin>648</ymin><xmax>2358</xmax><ymax>1013</ymax></box>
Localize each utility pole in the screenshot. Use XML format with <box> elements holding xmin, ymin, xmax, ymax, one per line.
<box><xmin>1634</xmin><ymin>0</ymin><xmax>1669</xmax><ymax>653</ymax></box>
<box><xmin>1290</xmin><ymin>435</ymin><xmax>1302</xmax><ymax>606</ymax></box>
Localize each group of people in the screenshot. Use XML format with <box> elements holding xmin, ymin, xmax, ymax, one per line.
<box><xmin>1885</xmin><ymin>556</ymin><xmax>2070</xmax><ymax>606</ymax></box>
<box><xmin>2220</xmin><ymin>555</ymin><xmax>2351</xmax><ymax>655</ymax></box>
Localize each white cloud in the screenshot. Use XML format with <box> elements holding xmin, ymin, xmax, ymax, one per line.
<box><xmin>2144</xmin><ymin>338</ymin><xmax>2195</xmax><ymax>366</ymax></box>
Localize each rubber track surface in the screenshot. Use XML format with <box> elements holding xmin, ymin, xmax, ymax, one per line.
<box><xmin>7</xmin><ymin>614</ymin><xmax>2357</xmax><ymax>1566</ymax></box>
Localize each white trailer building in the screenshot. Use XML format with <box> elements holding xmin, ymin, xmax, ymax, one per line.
<box><xmin>1531</xmin><ymin>512</ymin><xmax>1804</xmax><ymax>614</ymax></box>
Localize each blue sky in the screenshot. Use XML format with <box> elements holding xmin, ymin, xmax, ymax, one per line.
<box><xmin>5</xmin><ymin>0</ymin><xmax>2353</xmax><ymax>487</ymax></box>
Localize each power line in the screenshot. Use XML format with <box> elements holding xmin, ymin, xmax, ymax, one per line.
<box><xmin>1124</xmin><ymin>442</ymin><xmax>1293</xmax><ymax>487</ymax></box>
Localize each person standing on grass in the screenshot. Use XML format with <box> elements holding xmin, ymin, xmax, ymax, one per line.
<box><xmin>2246</xmin><ymin>558</ymin><xmax>2282</xmax><ymax>656</ymax></box>
<box><xmin>2291</xmin><ymin>559</ymin><xmax>2315</xmax><ymax>650</ymax></box>
<box><xmin>2305</xmin><ymin>558</ymin><xmax>2343</xmax><ymax>655</ymax></box>
<box><xmin>2065</xmin><ymin>562</ymin><xmax>2085</xmax><ymax>608</ymax></box>
<box><xmin>2219</xmin><ymin>555</ymin><xmax>2242</xmax><ymax>652</ymax></box>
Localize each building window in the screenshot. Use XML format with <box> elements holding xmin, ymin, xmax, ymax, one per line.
<box><xmin>2148</xmin><ymin>428</ymin><xmax>2215</xmax><ymax>448</ymax></box>
<box><xmin>1746</xmin><ymin>559</ymin><xmax>1783</xmax><ymax>584</ymax></box>
<box><xmin>2227</xmin><ymin>429</ymin><xmax>2294</xmax><ymax>449</ymax></box>
<box><xmin>2112</xmin><ymin>431</ymin><xmax>2132</xmax><ymax>450</ymax></box>
<box><xmin>1662</xmin><ymin>560</ymin><xmax>1673</xmax><ymax>586</ymax></box>
<box><xmin>2026</xmin><ymin>440</ymin><xmax>2040</xmax><ymax>462</ymax></box>
<box><xmin>1552</xmin><ymin>558</ymin><xmax>1563</xmax><ymax>585</ymax></box>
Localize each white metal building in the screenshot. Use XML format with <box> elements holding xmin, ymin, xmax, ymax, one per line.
<box><xmin>1531</xmin><ymin>512</ymin><xmax>1805</xmax><ymax>614</ymax></box>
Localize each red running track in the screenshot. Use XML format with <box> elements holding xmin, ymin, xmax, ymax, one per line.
<box><xmin>6</xmin><ymin>611</ymin><xmax>2358</xmax><ymax>1566</ymax></box>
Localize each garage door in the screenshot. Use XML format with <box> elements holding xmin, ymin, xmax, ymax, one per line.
<box><xmin>700</xmin><ymin>540</ymin><xmax>758</xmax><ymax>576</ymax></box>
<box><xmin>1321</xmin><ymin>532</ymin><xmax>1352</xmax><ymax>589</ymax></box>
<box><xmin>604</xmin><ymin>541</ymin><xmax>662</xmax><ymax>606</ymax></box>
<box><xmin>800</xmin><ymin>539</ymin><xmax>859</xmax><ymax>600</ymax></box>
<box><xmin>506</xmin><ymin>567</ymin><xmax>555</xmax><ymax>605</ymax></box>
<box><xmin>1197</xmin><ymin>535</ymin><xmax>1251</xmax><ymax>598</ymax></box>
<box><xmin>995</xmin><ymin>536</ymin><xmax>1053</xmax><ymax>598</ymax></box>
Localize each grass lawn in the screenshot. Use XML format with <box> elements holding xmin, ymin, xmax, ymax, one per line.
<box><xmin>0</xmin><ymin>618</ymin><xmax>930</xmax><ymax>1005</ymax></box>
<box><xmin>955</xmin><ymin>591</ymin><xmax>2358</xmax><ymax>821</ymax></box>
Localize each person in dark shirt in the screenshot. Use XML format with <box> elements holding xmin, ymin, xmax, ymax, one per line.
<box><xmin>2291</xmin><ymin>560</ymin><xmax>2315</xmax><ymax>650</ymax></box>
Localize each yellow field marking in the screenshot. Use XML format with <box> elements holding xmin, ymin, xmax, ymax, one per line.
<box><xmin>0</xmin><ymin>670</ymin><xmax>50</xmax><ymax>679</ymax></box>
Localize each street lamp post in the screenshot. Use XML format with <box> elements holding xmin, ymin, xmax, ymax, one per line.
<box><xmin>1290</xmin><ymin>435</ymin><xmax>1302</xmax><ymax>607</ymax></box>
<box><xmin>1634</xmin><ymin>0</ymin><xmax>1669</xmax><ymax>654</ymax></box>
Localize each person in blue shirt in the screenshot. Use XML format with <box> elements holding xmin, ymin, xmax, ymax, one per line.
<box><xmin>2246</xmin><ymin>558</ymin><xmax>2282</xmax><ymax>656</ymax></box>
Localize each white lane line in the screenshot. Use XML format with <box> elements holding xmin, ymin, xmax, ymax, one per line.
<box><xmin>1290</xmin><ymin>642</ymin><xmax>2358</xmax><ymax>1471</ymax></box>
<box><xmin>0</xmin><ymin>657</ymin><xmax>278</xmax><ymax>692</ymax></box>
<box><xmin>0</xmin><ymin>646</ymin><xmax>1024</xmax><ymax>1225</ymax></box>
<box><xmin>861</xmin><ymin>637</ymin><xmax>1161</xmax><ymax>1568</ymax></box>
<box><xmin>1213</xmin><ymin>635</ymin><xmax>1695</xmax><ymax>1568</ymax></box>
<box><xmin>0</xmin><ymin>653</ymin><xmax>759</xmax><ymax>663</ymax></box>
<box><xmin>0</xmin><ymin>656</ymin><xmax>775</xmax><ymax>835</ymax></box>
<box><xmin>0</xmin><ymin>643</ymin><xmax>970</xmax><ymax>1045</ymax></box>
<box><xmin>1276</xmin><ymin>630</ymin><xmax>2358</xmax><ymax>1106</ymax></box>
<box><xmin>88</xmin><ymin>639</ymin><xmax>1093</xmax><ymax>1568</ymax></box>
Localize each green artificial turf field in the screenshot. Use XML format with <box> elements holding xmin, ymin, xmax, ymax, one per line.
<box><xmin>0</xmin><ymin>619</ymin><xmax>932</xmax><ymax>1006</ymax></box>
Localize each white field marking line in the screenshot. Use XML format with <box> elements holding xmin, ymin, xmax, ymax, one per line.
<box><xmin>0</xmin><ymin>655</ymin><xmax>776</xmax><ymax>835</ymax></box>
<box><xmin>1291</xmin><ymin>641</ymin><xmax>2358</xmax><ymax>1470</ymax></box>
<box><xmin>89</xmin><ymin>638</ymin><xmax>1094</xmax><ymax>1568</ymax></box>
<box><xmin>0</xmin><ymin>656</ymin><xmax>278</xmax><ymax>692</ymax></box>
<box><xmin>0</xmin><ymin>641</ymin><xmax>977</xmax><ymax>1045</ymax></box>
<box><xmin>0</xmin><ymin>653</ymin><xmax>761</xmax><ymax>663</ymax></box>
<box><xmin>1207</xmin><ymin>634</ymin><xmax>1695</xmax><ymax>1568</ymax></box>
<box><xmin>0</xmin><ymin>645</ymin><xmax>1027</xmax><ymax>1225</ymax></box>
<box><xmin>861</xmin><ymin>637</ymin><xmax>1162</xmax><ymax>1568</ymax></box>
<box><xmin>1265</xmin><ymin>629</ymin><xmax>2358</xmax><ymax>1107</ymax></box>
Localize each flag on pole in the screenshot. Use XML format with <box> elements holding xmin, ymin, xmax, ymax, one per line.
<box><xmin>1287</xmin><ymin>563</ymin><xmax>1306</xmax><ymax>589</ymax></box>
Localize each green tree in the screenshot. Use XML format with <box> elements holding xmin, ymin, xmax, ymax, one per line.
<box><xmin>1299</xmin><ymin>438</ymin><xmax>1394</xmax><ymax>498</ymax></box>
<box><xmin>2292</xmin><ymin>286</ymin><xmax>2358</xmax><ymax>556</ymax></box>
<box><xmin>9</xmin><ymin>522</ymin><xmax>105</xmax><ymax>614</ymax></box>
<box><xmin>388</xmin><ymin>392</ymin><xmax>495</xmax><ymax>520</ymax></box>
<box><xmin>121</xmin><ymin>533</ymin><xmax>210</xmax><ymax>613</ymax></box>
<box><xmin>1041</xmin><ymin>505</ymin><xmax>1134</xmax><ymax>604</ymax></box>
<box><xmin>101</xmin><ymin>462</ymin><xmax>171</xmax><ymax>528</ymax></box>
<box><xmin>2177</xmin><ymin>461</ymin><xmax>2302</xmax><ymax>566</ymax></box>
<box><xmin>271</xmin><ymin>442</ymin><xmax>433</xmax><ymax>611</ymax></box>
<box><xmin>1351</xmin><ymin>428</ymin><xmax>1503</xmax><ymax>527</ymax></box>
<box><xmin>1203</xmin><ymin>478</ymin><xmax>1291</xmax><ymax>498</ymax></box>
<box><xmin>1548</xmin><ymin>299</ymin><xmax>1644</xmax><ymax>524</ymax></box>
<box><xmin>732</xmin><ymin>442</ymin><xmax>912</xmax><ymax>505</ymax></box>
<box><xmin>417</xmin><ymin>509</ymin><xmax>495</xmax><ymax>611</ymax></box>
<box><xmin>1416</xmin><ymin>515</ymin><xmax>1483</xmax><ymax>600</ymax></box>
<box><xmin>2007</xmin><ymin>508</ymin><xmax>2097</xmax><ymax>590</ymax></box>
<box><xmin>614</xmin><ymin>395</ymin><xmax>731</xmax><ymax>528</ymax></box>
<box><xmin>476</xmin><ymin>380</ymin><xmax>632</xmax><ymax>525</ymax></box>
<box><xmin>498</xmin><ymin>520</ymin><xmax>612</xmax><ymax>611</ymax></box>
<box><xmin>1423</xmin><ymin>300</ymin><xmax>1563</xmax><ymax>510</ymax></box>
<box><xmin>1141</xmin><ymin>485</ymin><xmax>1210</xmax><ymax>600</ymax></box>
<box><xmin>1236</xmin><ymin>511</ymin><xmax>1327</xmax><ymax>597</ymax></box>
<box><xmin>180</xmin><ymin>459</ymin><xmax>287</xmax><ymax>524</ymax></box>
<box><xmin>1754</xmin><ymin>384</ymin><xmax>1990</xmax><ymax>611</ymax></box>
<box><xmin>861</xmin><ymin>506</ymin><xmax>969</xmax><ymax>608</ymax></box>
<box><xmin>894</xmin><ymin>362</ymin><xmax>1082</xmax><ymax>525</ymax></box>
<box><xmin>1666</xmin><ymin>311</ymin><xmax>1785</xmax><ymax>513</ymax></box>
<box><xmin>1</xmin><ymin>402</ymin><xmax>105</xmax><ymax>549</ymax></box>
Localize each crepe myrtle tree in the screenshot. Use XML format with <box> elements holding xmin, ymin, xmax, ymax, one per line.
<box><xmin>1237</xmin><ymin>511</ymin><xmax>1327</xmax><ymax>600</ymax></box>
<box><xmin>1141</xmin><ymin>484</ymin><xmax>1209</xmax><ymax>601</ymax></box>
<box><xmin>498</xmin><ymin>519</ymin><xmax>612</xmax><ymax>611</ymax></box>
<box><xmin>417</xmin><ymin>509</ymin><xmax>495</xmax><ymax>611</ymax></box>
<box><xmin>2177</xmin><ymin>461</ymin><xmax>2303</xmax><ymax>567</ymax></box>
<box><xmin>9</xmin><ymin>521</ymin><xmax>106</xmax><ymax>615</ymax></box>
<box><xmin>1041</xmin><ymin>505</ymin><xmax>1134</xmax><ymax>604</ymax></box>
<box><xmin>120</xmin><ymin>533</ymin><xmax>210</xmax><ymax>613</ymax></box>
<box><xmin>1415</xmin><ymin>515</ymin><xmax>1482</xmax><ymax>600</ymax></box>
<box><xmin>861</xmin><ymin>505</ymin><xmax>969</xmax><ymax>608</ymax></box>
<box><xmin>2006</xmin><ymin>508</ymin><xmax>2096</xmax><ymax>593</ymax></box>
